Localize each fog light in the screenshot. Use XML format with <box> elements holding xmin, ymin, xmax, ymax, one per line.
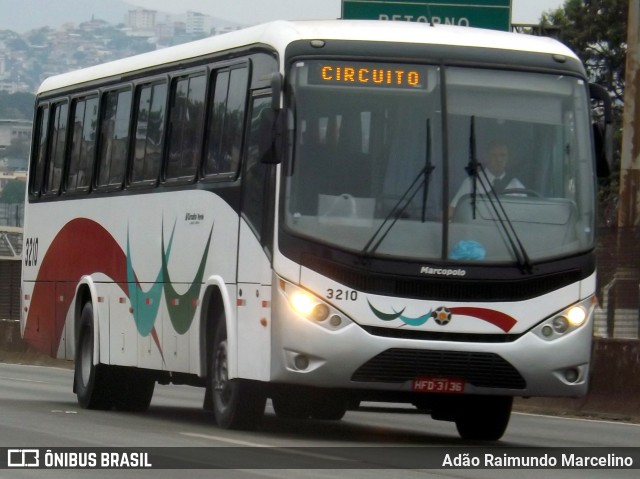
<box><xmin>329</xmin><ymin>315</ymin><xmax>342</xmax><ymax>327</ymax></box>
<box><xmin>564</xmin><ymin>368</ymin><xmax>580</xmax><ymax>383</ymax></box>
<box><xmin>311</xmin><ymin>304</ymin><xmax>330</xmax><ymax>322</ymax></box>
<box><xmin>294</xmin><ymin>354</ymin><xmax>310</xmax><ymax>370</ymax></box>
<box><xmin>552</xmin><ymin>316</ymin><xmax>569</xmax><ymax>333</ymax></box>
<box><xmin>541</xmin><ymin>325</ymin><xmax>554</xmax><ymax>337</ymax></box>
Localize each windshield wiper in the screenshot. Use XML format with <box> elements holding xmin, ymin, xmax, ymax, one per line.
<box><xmin>465</xmin><ymin>116</ymin><xmax>480</xmax><ymax>219</ymax></box>
<box><xmin>362</xmin><ymin>120</ymin><xmax>434</xmax><ymax>257</ymax></box>
<box><xmin>465</xmin><ymin>118</ymin><xmax>532</xmax><ymax>273</ymax></box>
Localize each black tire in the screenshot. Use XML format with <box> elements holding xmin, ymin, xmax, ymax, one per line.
<box><xmin>209</xmin><ymin>319</ymin><xmax>266</xmax><ymax>429</ymax></box>
<box><xmin>454</xmin><ymin>395</ymin><xmax>512</xmax><ymax>441</ymax></box>
<box><xmin>74</xmin><ymin>302</ymin><xmax>114</xmax><ymax>410</ymax></box>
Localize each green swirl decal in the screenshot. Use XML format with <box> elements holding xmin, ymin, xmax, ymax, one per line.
<box><xmin>126</xmin><ymin>226</ymin><xmax>163</xmax><ymax>337</ymax></box>
<box><xmin>126</xmin><ymin>219</ymin><xmax>214</xmax><ymax>338</ymax></box>
<box><xmin>161</xmin><ymin>220</ymin><xmax>214</xmax><ymax>335</ymax></box>
<box><xmin>367</xmin><ymin>300</ymin><xmax>432</xmax><ymax>326</ymax></box>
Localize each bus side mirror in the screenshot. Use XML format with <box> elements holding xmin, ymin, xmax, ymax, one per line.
<box><xmin>270</xmin><ymin>72</ymin><xmax>282</xmax><ymax>111</ymax></box>
<box><xmin>260</xmin><ymin>73</ymin><xmax>284</xmax><ymax>165</ymax></box>
<box><xmin>589</xmin><ymin>83</ymin><xmax>613</xmax><ymax>179</ymax></box>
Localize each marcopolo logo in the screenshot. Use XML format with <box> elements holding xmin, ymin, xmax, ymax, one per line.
<box><xmin>420</xmin><ymin>266</ymin><xmax>467</xmax><ymax>277</ymax></box>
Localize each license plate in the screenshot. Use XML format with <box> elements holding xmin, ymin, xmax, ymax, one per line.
<box><xmin>412</xmin><ymin>376</ymin><xmax>464</xmax><ymax>394</ymax></box>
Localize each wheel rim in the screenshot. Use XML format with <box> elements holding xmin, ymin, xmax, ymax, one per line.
<box><xmin>213</xmin><ymin>338</ymin><xmax>231</xmax><ymax>410</ymax></box>
<box><xmin>80</xmin><ymin>328</ymin><xmax>92</xmax><ymax>386</ymax></box>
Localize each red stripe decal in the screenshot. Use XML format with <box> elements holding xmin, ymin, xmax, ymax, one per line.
<box><xmin>449</xmin><ymin>307</ymin><xmax>517</xmax><ymax>333</ymax></box>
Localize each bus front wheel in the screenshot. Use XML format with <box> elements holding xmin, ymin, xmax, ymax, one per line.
<box><xmin>454</xmin><ymin>395</ymin><xmax>512</xmax><ymax>441</ymax></box>
<box><xmin>209</xmin><ymin>319</ymin><xmax>266</xmax><ymax>430</ymax></box>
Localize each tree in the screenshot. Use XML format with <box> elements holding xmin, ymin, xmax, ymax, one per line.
<box><xmin>0</xmin><ymin>91</ymin><xmax>36</xmax><ymax>120</ymax></box>
<box><xmin>541</xmin><ymin>0</ymin><xmax>628</xmax><ymax>105</ymax></box>
<box><xmin>541</xmin><ymin>0</ymin><xmax>628</xmax><ymax>227</ymax></box>
<box><xmin>2</xmin><ymin>138</ymin><xmax>31</xmax><ymax>161</ymax></box>
<box><xmin>0</xmin><ymin>180</ymin><xmax>26</xmax><ymax>205</ymax></box>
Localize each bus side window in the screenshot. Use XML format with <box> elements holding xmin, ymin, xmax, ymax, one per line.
<box><xmin>44</xmin><ymin>101</ymin><xmax>68</xmax><ymax>196</ymax></box>
<box><xmin>67</xmin><ymin>96</ymin><xmax>98</xmax><ymax>193</ymax></box>
<box><xmin>166</xmin><ymin>73</ymin><xmax>206</xmax><ymax>182</ymax></box>
<box><xmin>97</xmin><ymin>89</ymin><xmax>132</xmax><ymax>189</ymax></box>
<box><xmin>30</xmin><ymin>104</ymin><xmax>49</xmax><ymax>197</ymax></box>
<box><xmin>131</xmin><ymin>81</ymin><xmax>167</xmax><ymax>185</ymax></box>
<box><xmin>204</xmin><ymin>66</ymin><xmax>248</xmax><ymax>179</ymax></box>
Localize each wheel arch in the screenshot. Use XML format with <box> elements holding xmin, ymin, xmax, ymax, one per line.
<box><xmin>199</xmin><ymin>276</ymin><xmax>237</xmax><ymax>379</ymax></box>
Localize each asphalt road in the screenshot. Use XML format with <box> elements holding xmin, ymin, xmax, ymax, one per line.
<box><xmin>1</xmin><ymin>362</ymin><xmax>639</xmax><ymax>479</ymax></box>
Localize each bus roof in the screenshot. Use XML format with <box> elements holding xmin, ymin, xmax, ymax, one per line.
<box><xmin>37</xmin><ymin>20</ymin><xmax>579</xmax><ymax>95</ymax></box>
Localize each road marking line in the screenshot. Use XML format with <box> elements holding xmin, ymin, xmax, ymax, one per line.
<box><xmin>515</xmin><ymin>412</ymin><xmax>640</xmax><ymax>427</ymax></box>
<box><xmin>178</xmin><ymin>432</ymin><xmax>357</xmax><ymax>464</ymax></box>
<box><xmin>0</xmin><ymin>376</ymin><xmax>45</xmax><ymax>383</ymax></box>
<box><xmin>179</xmin><ymin>432</ymin><xmax>270</xmax><ymax>447</ymax></box>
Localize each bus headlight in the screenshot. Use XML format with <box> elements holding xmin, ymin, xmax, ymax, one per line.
<box><xmin>290</xmin><ymin>292</ymin><xmax>331</xmax><ymax>322</ymax></box>
<box><xmin>290</xmin><ymin>291</ymin><xmax>315</xmax><ymax>316</ymax></box>
<box><xmin>552</xmin><ymin>315</ymin><xmax>569</xmax><ymax>333</ymax></box>
<box><xmin>280</xmin><ymin>280</ymin><xmax>350</xmax><ymax>331</ymax></box>
<box><xmin>533</xmin><ymin>296</ymin><xmax>594</xmax><ymax>341</ymax></box>
<box><xmin>567</xmin><ymin>305</ymin><xmax>587</xmax><ymax>326</ymax></box>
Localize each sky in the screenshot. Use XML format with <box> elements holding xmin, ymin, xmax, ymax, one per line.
<box><xmin>0</xmin><ymin>1</ymin><xmax>566</xmax><ymax>33</ymax></box>
<box><xmin>128</xmin><ymin>0</ymin><xmax>565</xmax><ymax>25</ymax></box>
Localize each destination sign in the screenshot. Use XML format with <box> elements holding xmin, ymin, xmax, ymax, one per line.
<box><xmin>308</xmin><ymin>62</ymin><xmax>427</xmax><ymax>89</ymax></box>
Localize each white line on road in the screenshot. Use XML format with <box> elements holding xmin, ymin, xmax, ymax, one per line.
<box><xmin>179</xmin><ymin>432</ymin><xmax>358</xmax><ymax>464</ymax></box>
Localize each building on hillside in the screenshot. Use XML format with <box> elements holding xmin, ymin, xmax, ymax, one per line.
<box><xmin>127</xmin><ymin>8</ymin><xmax>157</xmax><ymax>34</ymax></box>
<box><xmin>0</xmin><ymin>120</ymin><xmax>32</xmax><ymax>154</ymax></box>
<box><xmin>186</xmin><ymin>11</ymin><xmax>211</xmax><ymax>36</ymax></box>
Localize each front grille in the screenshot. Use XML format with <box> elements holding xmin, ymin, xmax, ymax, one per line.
<box><xmin>361</xmin><ymin>326</ymin><xmax>523</xmax><ymax>343</ymax></box>
<box><xmin>302</xmin><ymin>255</ymin><xmax>583</xmax><ymax>302</ymax></box>
<box><xmin>351</xmin><ymin>348</ymin><xmax>526</xmax><ymax>389</ymax></box>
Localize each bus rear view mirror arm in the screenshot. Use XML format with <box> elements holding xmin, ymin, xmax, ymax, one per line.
<box><xmin>259</xmin><ymin>108</ymin><xmax>284</xmax><ymax>165</ymax></box>
<box><xmin>259</xmin><ymin>73</ymin><xmax>284</xmax><ymax>165</ymax></box>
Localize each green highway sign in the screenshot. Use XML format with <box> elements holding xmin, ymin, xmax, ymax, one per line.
<box><xmin>342</xmin><ymin>0</ymin><xmax>512</xmax><ymax>32</ymax></box>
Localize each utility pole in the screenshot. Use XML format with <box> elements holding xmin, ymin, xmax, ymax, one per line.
<box><xmin>618</xmin><ymin>0</ymin><xmax>640</xmax><ymax>226</ymax></box>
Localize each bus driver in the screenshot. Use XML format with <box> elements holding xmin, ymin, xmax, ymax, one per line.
<box><xmin>449</xmin><ymin>141</ymin><xmax>525</xmax><ymax>218</ymax></box>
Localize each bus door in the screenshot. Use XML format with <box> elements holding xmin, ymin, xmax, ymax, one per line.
<box><xmin>236</xmin><ymin>94</ymin><xmax>276</xmax><ymax>381</ymax></box>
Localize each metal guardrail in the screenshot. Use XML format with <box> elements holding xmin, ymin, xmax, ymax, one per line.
<box><xmin>0</xmin><ymin>227</ymin><xmax>22</xmax><ymax>260</ymax></box>
<box><xmin>597</xmin><ymin>268</ymin><xmax>640</xmax><ymax>339</ymax></box>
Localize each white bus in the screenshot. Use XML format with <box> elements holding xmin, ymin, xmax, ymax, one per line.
<box><xmin>21</xmin><ymin>20</ymin><xmax>609</xmax><ymax>440</ymax></box>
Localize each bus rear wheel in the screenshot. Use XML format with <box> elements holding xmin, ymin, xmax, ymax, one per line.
<box><xmin>74</xmin><ymin>302</ymin><xmax>114</xmax><ymax>410</ymax></box>
<box><xmin>75</xmin><ymin>302</ymin><xmax>155</xmax><ymax>412</ymax></box>
<box><xmin>209</xmin><ymin>319</ymin><xmax>266</xmax><ymax>430</ymax></box>
<box><xmin>454</xmin><ymin>395</ymin><xmax>512</xmax><ymax>441</ymax></box>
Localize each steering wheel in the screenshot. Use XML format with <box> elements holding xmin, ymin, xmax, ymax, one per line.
<box><xmin>500</xmin><ymin>188</ymin><xmax>542</xmax><ymax>198</ymax></box>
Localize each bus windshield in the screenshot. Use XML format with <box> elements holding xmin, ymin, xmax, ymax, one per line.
<box><xmin>284</xmin><ymin>59</ymin><xmax>595</xmax><ymax>264</ymax></box>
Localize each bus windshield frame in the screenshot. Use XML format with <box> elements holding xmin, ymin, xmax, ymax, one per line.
<box><xmin>282</xmin><ymin>58</ymin><xmax>595</xmax><ymax>266</ymax></box>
